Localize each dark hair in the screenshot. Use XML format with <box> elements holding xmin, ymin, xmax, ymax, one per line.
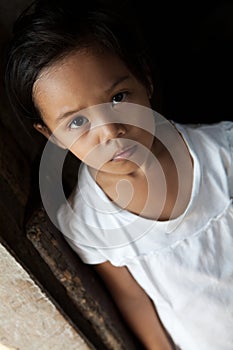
<box><xmin>4</xmin><ymin>0</ymin><xmax>156</xmax><ymax>125</ymax></box>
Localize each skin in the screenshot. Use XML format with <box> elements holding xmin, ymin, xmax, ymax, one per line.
<box><xmin>33</xmin><ymin>48</ymin><xmax>192</xmax><ymax>349</ymax></box>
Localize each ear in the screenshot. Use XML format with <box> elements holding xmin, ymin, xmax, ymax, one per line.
<box><xmin>33</xmin><ymin>123</ymin><xmax>51</xmax><ymax>139</ymax></box>
<box><xmin>33</xmin><ymin>123</ymin><xmax>67</xmax><ymax>149</ymax></box>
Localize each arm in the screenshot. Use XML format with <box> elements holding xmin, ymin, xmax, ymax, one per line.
<box><xmin>94</xmin><ymin>261</ymin><xmax>175</xmax><ymax>350</ymax></box>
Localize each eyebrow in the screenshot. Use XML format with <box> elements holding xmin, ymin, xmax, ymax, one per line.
<box><xmin>55</xmin><ymin>75</ymin><xmax>131</xmax><ymax>123</ymax></box>
<box><xmin>104</xmin><ymin>75</ymin><xmax>130</xmax><ymax>94</ymax></box>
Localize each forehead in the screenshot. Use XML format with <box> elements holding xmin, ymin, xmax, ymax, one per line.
<box><xmin>33</xmin><ymin>49</ymin><xmax>134</xmax><ymax>124</ymax></box>
<box><xmin>34</xmin><ymin>50</ymin><xmax>130</xmax><ymax>96</ymax></box>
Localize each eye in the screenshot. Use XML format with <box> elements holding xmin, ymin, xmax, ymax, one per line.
<box><xmin>112</xmin><ymin>92</ymin><xmax>128</xmax><ymax>106</ymax></box>
<box><xmin>68</xmin><ymin>116</ymin><xmax>89</xmax><ymax>129</ymax></box>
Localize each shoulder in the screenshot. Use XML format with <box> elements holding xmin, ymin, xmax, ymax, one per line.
<box><xmin>176</xmin><ymin>121</ymin><xmax>233</xmax><ymax>193</ymax></box>
<box><xmin>56</xmin><ymin>163</ymin><xmax>118</xmax><ymax>264</ymax></box>
<box><xmin>174</xmin><ymin>119</ymin><xmax>232</xmax><ymax>132</ymax></box>
<box><xmin>56</xmin><ymin>163</ymin><xmax>100</xmax><ymax>255</ymax></box>
<box><xmin>174</xmin><ymin>120</ymin><xmax>233</xmax><ymax>154</ymax></box>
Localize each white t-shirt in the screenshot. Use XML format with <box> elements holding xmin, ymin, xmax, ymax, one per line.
<box><xmin>57</xmin><ymin>121</ymin><xmax>233</xmax><ymax>350</ymax></box>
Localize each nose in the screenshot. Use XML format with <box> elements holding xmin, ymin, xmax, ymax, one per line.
<box><xmin>89</xmin><ymin>104</ymin><xmax>127</xmax><ymax>143</ymax></box>
<box><xmin>98</xmin><ymin>122</ymin><xmax>126</xmax><ymax>144</ymax></box>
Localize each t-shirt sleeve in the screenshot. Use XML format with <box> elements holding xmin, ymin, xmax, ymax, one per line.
<box><xmin>64</xmin><ymin>236</ymin><xmax>107</xmax><ymax>265</ymax></box>
<box><xmin>224</xmin><ymin>121</ymin><xmax>233</xmax><ymax>198</ymax></box>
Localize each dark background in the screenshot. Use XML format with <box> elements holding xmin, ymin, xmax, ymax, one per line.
<box><xmin>1</xmin><ymin>0</ymin><xmax>233</xmax><ymax>152</ymax></box>
<box><xmin>133</xmin><ymin>0</ymin><xmax>233</xmax><ymax>124</ymax></box>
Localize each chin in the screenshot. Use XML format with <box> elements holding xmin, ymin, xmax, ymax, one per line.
<box><xmin>100</xmin><ymin>159</ymin><xmax>141</xmax><ymax>175</ymax></box>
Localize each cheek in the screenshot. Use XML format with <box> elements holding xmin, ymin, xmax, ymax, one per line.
<box><xmin>69</xmin><ymin>136</ymin><xmax>91</xmax><ymax>160</ymax></box>
<box><xmin>69</xmin><ymin>138</ymin><xmax>110</xmax><ymax>169</ymax></box>
<box><xmin>135</xmin><ymin>86</ymin><xmax>152</xmax><ymax>106</ymax></box>
<box><xmin>122</xmin><ymin>105</ymin><xmax>155</xmax><ymax>135</ymax></box>
<box><xmin>132</xmin><ymin>126</ymin><xmax>154</xmax><ymax>145</ymax></box>
<box><xmin>55</xmin><ymin>127</ymin><xmax>93</xmax><ymax>154</ymax></box>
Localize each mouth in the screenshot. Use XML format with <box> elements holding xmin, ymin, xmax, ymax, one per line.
<box><xmin>111</xmin><ymin>145</ymin><xmax>137</xmax><ymax>161</ymax></box>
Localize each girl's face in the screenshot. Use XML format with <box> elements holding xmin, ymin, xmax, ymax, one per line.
<box><xmin>33</xmin><ymin>50</ymin><xmax>155</xmax><ymax>175</ymax></box>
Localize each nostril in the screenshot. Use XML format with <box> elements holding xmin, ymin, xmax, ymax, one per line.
<box><xmin>100</xmin><ymin>123</ymin><xmax>126</xmax><ymax>143</ymax></box>
<box><xmin>116</xmin><ymin>124</ymin><xmax>126</xmax><ymax>137</ymax></box>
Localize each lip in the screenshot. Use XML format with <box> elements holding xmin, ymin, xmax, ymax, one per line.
<box><xmin>111</xmin><ymin>145</ymin><xmax>137</xmax><ymax>161</ymax></box>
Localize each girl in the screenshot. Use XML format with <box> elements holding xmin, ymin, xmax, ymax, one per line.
<box><xmin>4</xmin><ymin>0</ymin><xmax>233</xmax><ymax>349</ymax></box>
